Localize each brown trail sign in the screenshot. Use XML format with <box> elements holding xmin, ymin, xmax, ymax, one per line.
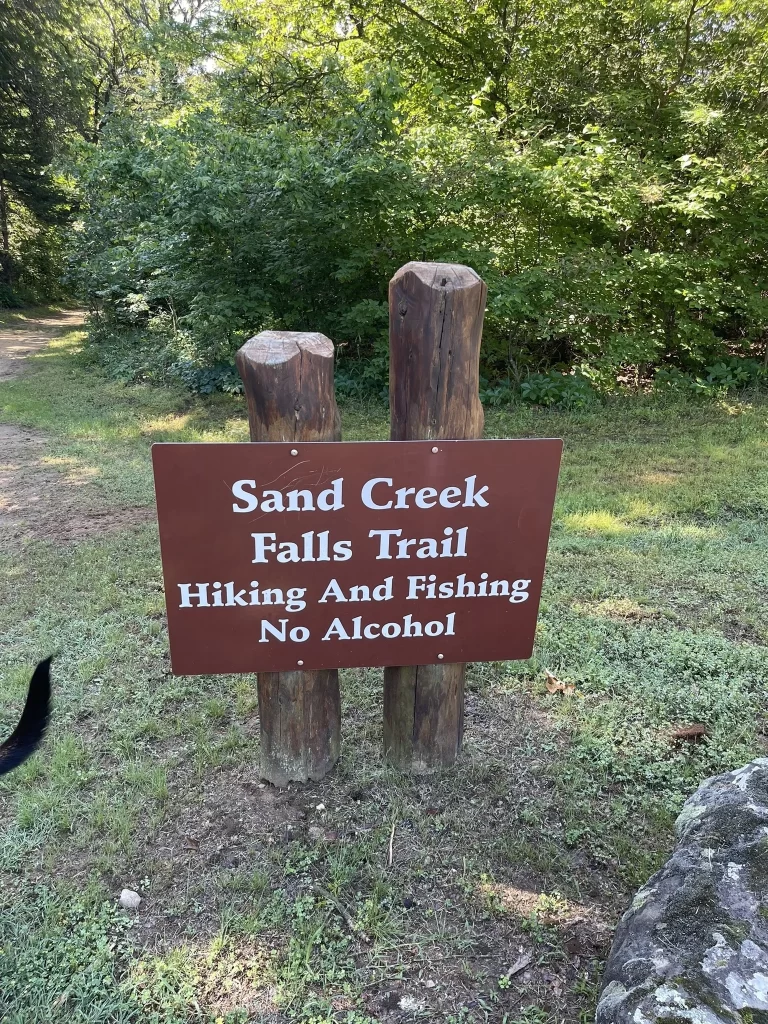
<box><xmin>151</xmin><ymin>261</ymin><xmax>563</xmax><ymax>787</ymax></box>
<box><xmin>152</xmin><ymin>439</ymin><xmax>561</xmax><ymax>672</ymax></box>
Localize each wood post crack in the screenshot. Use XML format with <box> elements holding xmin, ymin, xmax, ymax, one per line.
<box><xmin>384</xmin><ymin>261</ymin><xmax>487</xmax><ymax>769</ymax></box>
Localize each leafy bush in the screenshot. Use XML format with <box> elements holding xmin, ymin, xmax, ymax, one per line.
<box><xmin>520</xmin><ymin>370</ymin><xmax>596</xmax><ymax>409</ymax></box>
<box><xmin>74</xmin><ymin>103</ymin><xmax>768</xmax><ymax>392</ymax></box>
<box><xmin>704</xmin><ymin>358</ymin><xmax>766</xmax><ymax>389</ymax></box>
<box><xmin>169</xmin><ymin>359</ymin><xmax>243</xmax><ymax>395</ymax></box>
<box><xmin>73</xmin><ymin>110</ymin><xmax>768</xmax><ymax>387</ymax></box>
<box><xmin>654</xmin><ymin>357</ymin><xmax>767</xmax><ymax>396</ymax></box>
<box><xmin>63</xmin><ymin>0</ymin><xmax>768</xmax><ymax>393</ymax></box>
<box><xmin>479</xmin><ymin>377</ymin><xmax>517</xmax><ymax>407</ymax></box>
<box><xmin>81</xmin><ymin>313</ymin><xmax>178</xmax><ymax>386</ymax></box>
<box><xmin>0</xmin><ymin>283</ymin><xmax>24</xmax><ymax>308</ymax></box>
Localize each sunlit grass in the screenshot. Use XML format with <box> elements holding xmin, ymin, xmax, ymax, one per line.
<box><xmin>561</xmin><ymin>510</ymin><xmax>631</xmax><ymax>535</ymax></box>
<box><xmin>1</xmin><ymin>330</ymin><xmax>767</xmax><ymax>1022</ymax></box>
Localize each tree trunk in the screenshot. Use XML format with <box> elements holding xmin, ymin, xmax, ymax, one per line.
<box><xmin>383</xmin><ymin>262</ymin><xmax>487</xmax><ymax>771</ymax></box>
<box><xmin>0</xmin><ymin>179</ymin><xmax>12</xmax><ymax>286</ymax></box>
<box><xmin>235</xmin><ymin>331</ymin><xmax>342</xmax><ymax>786</ymax></box>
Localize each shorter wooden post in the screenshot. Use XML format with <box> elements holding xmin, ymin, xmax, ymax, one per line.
<box><xmin>236</xmin><ymin>330</ymin><xmax>341</xmax><ymax>786</ymax></box>
<box><xmin>237</xmin><ymin>331</ymin><xmax>340</xmax><ymax>443</ymax></box>
<box><xmin>383</xmin><ymin>262</ymin><xmax>487</xmax><ymax>771</ymax></box>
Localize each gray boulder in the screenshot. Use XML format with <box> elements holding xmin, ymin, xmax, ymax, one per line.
<box><xmin>596</xmin><ymin>758</ymin><xmax>768</xmax><ymax>1024</ymax></box>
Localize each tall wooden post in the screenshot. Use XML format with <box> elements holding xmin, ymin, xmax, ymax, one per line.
<box><xmin>383</xmin><ymin>262</ymin><xmax>487</xmax><ymax>771</ymax></box>
<box><xmin>236</xmin><ymin>330</ymin><xmax>342</xmax><ymax>786</ymax></box>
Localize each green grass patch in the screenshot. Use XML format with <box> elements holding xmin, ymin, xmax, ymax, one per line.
<box><xmin>1</xmin><ymin>331</ymin><xmax>767</xmax><ymax>1022</ymax></box>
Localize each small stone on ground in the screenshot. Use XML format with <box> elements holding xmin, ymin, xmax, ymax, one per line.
<box><xmin>119</xmin><ymin>889</ymin><xmax>142</xmax><ymax>910</ymax></box>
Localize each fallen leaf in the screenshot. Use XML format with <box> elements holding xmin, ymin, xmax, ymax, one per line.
<box><xmin>544</xmin><ymin>670</ymin><xmax>575</xmax><ymax>695</ymax></box>
<box><xmin>503</xmin><ymin>953</ymin><xmax>533</xmax><ymax>981</ymax></box>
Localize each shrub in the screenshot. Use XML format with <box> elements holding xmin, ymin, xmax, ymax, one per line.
<box><xmin>0</xmin><ymin>283</ymin><xmax>24</xmax><ymax>308</ymax></box>
<box><xmin>654</xmin><ymin>357</ymin><xmax>767</xmax><ymax>396</ymax></box>
<box><xmin>520</xmin><ymin>370</ymin><xmax>596</xmax><ymax>409</ymax></box>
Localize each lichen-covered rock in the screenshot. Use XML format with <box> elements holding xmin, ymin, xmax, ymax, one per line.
<box><xmin>596</xmin><ymin>758</ymin><xmax>768</xmax><ymax>1024</ymax></box>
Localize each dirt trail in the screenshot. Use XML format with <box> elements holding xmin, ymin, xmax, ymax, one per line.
<box><xmin>0</xmin><ymin>309</ymin><xmax>153</xmax><ymax>546</ymax></box>
<box><xmin>0</xmin><ymin>309</ymin><xmax>86</xmax><ymax>381</ymax></box>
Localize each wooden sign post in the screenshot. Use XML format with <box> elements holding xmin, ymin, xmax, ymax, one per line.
<box><xmin>235</xmin><ymin>331</ymin><xmax>341</xmax><ymax>786</ymax></box>
<box><xmin>384</xmin><ymin>262</ymin><xmax>486</xmax><ymax>771</ymax></box>
<box><xmin>151</xmin><ymin>266</ymin><xmax>562</xmax><ymax>790</ymax></box>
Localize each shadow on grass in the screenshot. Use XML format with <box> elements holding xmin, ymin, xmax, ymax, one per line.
<box><xmin>1</xmin><ymin>329</ymin><xmax>768</xmax><ymax>1023</ymax></box>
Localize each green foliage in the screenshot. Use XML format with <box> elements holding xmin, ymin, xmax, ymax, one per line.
<box><xmin>0</xmin><ymin>0</ymin><xmax>86</xmax><ymax>295</ymax></box>
<box><xmin>654</xmin><ymin>356</ymin><xmax>767</xmax><ymax>397</ymax></box>
<box><xmin>0</xmin><ymin>887</ymin><xmax>135</xmax><ymax>1022</ymax></box>
<box><xmin>0</xmin><ymin>283</ymin><xmax>24</xmax><ymax>309</ymax></box>
<box><xmin>5</xmin><ymin>207</ymin><xmax>73</xmax><ymax>304</ymax></box>
<box><xmin>0</xmin><ymin>0</ymin><xmax>762</xmax><ymax>382</ymax></box>
<box><xmin>520</xmin><ymin>370</ymin><xmax>596</xmax><ymax>409</ymax></box>
<box><xmin>60</xmin><ymin>0</ymin><xmax>768</xmax><ymax>389</ymax></box>
<box><xmin>172</xmin><ymin>360</ymin><xmax>244</xmax><ymax>395</ymax></box>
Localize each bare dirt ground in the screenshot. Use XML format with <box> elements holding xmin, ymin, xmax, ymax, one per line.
<box><xmin>0</xmin><ymin>310</ymin><xmax>153</xmax><ymax>545</ymax></box>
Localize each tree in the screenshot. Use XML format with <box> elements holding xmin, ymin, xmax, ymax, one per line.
<box><xmin>43</xmin><ymin>0</ymin><xmax>768</xmax><ymax>381</ymax></box>
<box><xmin>0</xmin><ymin>0</ymin><xmax>86</xmax><ymax>290</ymax></box>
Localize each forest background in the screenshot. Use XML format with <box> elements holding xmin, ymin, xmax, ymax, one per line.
<box><xmin>2</xmin><ymin>0</ymin><xmax>767</xmax><ymax>404</ymax></box>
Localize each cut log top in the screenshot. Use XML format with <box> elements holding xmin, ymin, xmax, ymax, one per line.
<box><xmin>235</xmin><ymin>328</ymin><xmax>341</xmax><ymax>444</ymax></box>
<box><xmin>238</xmin><ymin>330</ymin><xmax>334</xmax><ymax>366</ymax></box>
<box><xmin>391</xmin><ymin>261</ymin><xmax>483</xmax><ymax>293</ymax></box>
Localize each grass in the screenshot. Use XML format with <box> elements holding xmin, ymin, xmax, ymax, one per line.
<box><xmin>0</xmin><ymin>305</ymin><xmax>72</xmax><ymax>325</ymax></box>
<box><xmin>1</xmin><ymin>327</ymin><xmax>767</xmax><ymax>1023</ymax></box>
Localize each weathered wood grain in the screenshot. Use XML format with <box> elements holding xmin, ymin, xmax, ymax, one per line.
<box><xmin>384</xmin><ymin>262</ymin><xmax>487</xmax><ymax>770</ymax></box>
<box><xmin>236</xmin><ymin>331</ymin><xmax>341</xmax><ymax>443</ymax></box>
<box><xmin>236</xmin><ymin>330</ymin><xmax>341</xmax><ymax>786</ymax></box>
<box><xmin>389</xmin><ymin>262</ymin><xmax>486</xmax><ymax>443</ymax></box>
<box><xmin>257</xmin><ymin>670</ymin><xmax>341</xmax><ymax>787</ymax></box>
